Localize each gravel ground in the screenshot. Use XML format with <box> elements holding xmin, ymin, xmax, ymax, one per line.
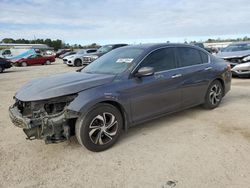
<box><xmin>0</xmin><ymin>59</ymin><xmax>250</xmax><ymax>188</ymax></box>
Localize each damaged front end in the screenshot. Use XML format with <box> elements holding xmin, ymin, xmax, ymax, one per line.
<box><xmin>9</xmin><ymin>94</ymin><xmax>79</xmax><ymax>144</ymax></box>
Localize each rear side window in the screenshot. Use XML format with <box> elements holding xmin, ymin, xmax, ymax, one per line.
<box><xmin>200</xmin><ymin>51</ymin><xmax>209</xmax><ymax>63</ymax></box>
<box><xmin>139</xmin><ymin>48</ymin><xmax>176</xmax><ymax>72</ymax></box>
<box><xmin>177</xmin><ymin>47</ymin><xmax>203</xmax><ymax>67</ymax></box>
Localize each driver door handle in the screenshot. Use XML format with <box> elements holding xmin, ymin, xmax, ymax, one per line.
<box><xmin>204</xmin><ymin>67</ymin><xmax>213</xmax><ymax>71</ymax></box>
<box><xmin>171</xmin><ymin>74</ymin><xmax>182</xmax><ymax>79</ymax></box>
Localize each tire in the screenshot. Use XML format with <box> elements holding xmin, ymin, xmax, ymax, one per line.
<box><xmin>21</xmin><ymin>62</ymin><xmax>27</xmax><ymax>67</ymax></box>
<box><xmin>75</xmin><ymin>103</ymin><xmax>123</xmax><ymax>152</ymax></box>
<box><xmin>0</xmin><ymin>66</ymin><xmax>3</xmax><ymax>73</ymax></box>
<box><xmin>203</xmin><ymin>80</ymin><xmax>223</xmax><ymax>109</ymax></box>
<box><xmin>45</xmin><ymin>60</ymin><xmax>51</xmax><ymax>65</ymax></box>
<box><xmin>74</xmin><ymin>59</ymin><xmax>82</xmax><ymax>67</ymax></box>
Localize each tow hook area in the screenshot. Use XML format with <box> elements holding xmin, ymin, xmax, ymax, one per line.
<box><xmin>21</xmin><ymin>111</ymin><xmax>76</xmax><ymax>144</ymax></box>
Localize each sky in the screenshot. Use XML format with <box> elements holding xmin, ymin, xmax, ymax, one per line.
<box><xmin>0</xmin><ymin>0</ymin><xmax>250</xmax><ymax>45</ymax></box>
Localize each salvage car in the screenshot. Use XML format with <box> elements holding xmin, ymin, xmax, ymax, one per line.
<box><xmin>13</xmin><ymin>54</ymin><xmax>55</xmax><ymax>66</ymax></box>
<box><xmin>63</xmin><ymin>49</ymin><xmax>97</xmax><ymax>67</ymax></box>
<box><xmin>9</xmin><ymin>43</ymin><xmax>231</xmax><ymax>152</ymax></box>
<box><xmin>217</xmin><ymin>42</ymin><xmax>250</xmax><ymax>77</ymax></box>
<box><xmin>82</xmin><ymin>44</ymin><xmax>128</xmax><ymax>65</ymax></box>
<box><xmin>0</xmin><ymin>57</ymin><xmax>12</xmax><ymax>73</ymax></box>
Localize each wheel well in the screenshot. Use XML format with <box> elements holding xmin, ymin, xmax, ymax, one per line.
<box><xmin>100</xmin><ymin>101</ymin><xmax>128</xmax><ymax>131</ymax></box>
<box><xmin>215</xmin><ymin>78</ymin><xmax>225</xmax><ymax>96</ymax></box>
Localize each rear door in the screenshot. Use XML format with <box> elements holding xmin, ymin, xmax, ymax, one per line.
<box><xmin>176</xmin><ymin>47</ymin><xmax>211</xmax><ymax>107</ymax></box>
<box><xmin>128</xmin><ymin>47</ymin><xmax>182</xmax><ymax>123</ymax></box>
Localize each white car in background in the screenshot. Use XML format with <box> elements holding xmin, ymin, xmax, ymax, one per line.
<box><xmin>63</xmin><ymin>49</ymin><xmax>97</xmax><ymax>67</ymax></box>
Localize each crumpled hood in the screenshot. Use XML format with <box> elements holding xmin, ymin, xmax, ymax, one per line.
<box><xmin>217</xmin><ymin>50</ymin><xmax>250</xmax><ymax>59</ymax></box>
<box><xmin>16</xmin><ymin>72</ymin><xmax>115</xmax><ymax>101</ymax></box>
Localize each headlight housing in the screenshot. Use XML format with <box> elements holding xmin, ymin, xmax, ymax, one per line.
<box><xmin>43</xmin><ymin>94</ymin><xmax>77</xmax><ymax>115</ymax></box>
<box><xmin>243</xmin><ymin>55</ymin><xmax>250</xmax><ymax>62</ymax></box>
<box><xmin>91</xmin><ymin>55</ymin><xmax>99</xmax><ymax>60</ymax></box>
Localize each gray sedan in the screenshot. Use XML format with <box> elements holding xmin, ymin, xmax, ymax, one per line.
<box><xmin>217</xmin><ymin>42</ymin><xmax>250</xmax><ymax>77</ymax></box>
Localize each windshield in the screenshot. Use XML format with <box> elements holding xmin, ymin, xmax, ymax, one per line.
<box><xmin>97</xmin><ymin>45</ymin><xmax>113</xmax><ymax>53</ymax></box>
<box><xmin>221</xmin><ymin>43</ymin><xmax>250</xmax><ymax>52</ymax></box>
<box><xmin>82</xmin><ymin>47</ymin><xmax>144</xmax><ymax>74</ymax></box>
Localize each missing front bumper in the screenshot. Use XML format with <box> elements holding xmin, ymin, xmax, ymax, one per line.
<box><xmin>9</xmin><ymin>106</ymin><xmax>75</xmax><ymax>143</ymax></box>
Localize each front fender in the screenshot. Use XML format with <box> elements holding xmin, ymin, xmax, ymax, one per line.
<box><xmin>66</xmin><ymin>86</ymin><xmax>131</xmax><ymax>129</ymax></box>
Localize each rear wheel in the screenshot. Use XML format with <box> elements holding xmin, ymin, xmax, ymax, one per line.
<box><xmin>0</xmin><ymin>66</ymin><xmax>4</xmax><ymax>73</ymax></box>
<box><xmin>74</xmin><ymin>59</ymin><xmax>82</xmax><ymax>67</ymax></box>
<box><xmin>75</xmin><ymin>103</ymin><xmax>123</xmax><ymax>152</ymax></box>
<box><xmin>21</xmin><ymin>62</ymin><xmax>27</xmax><ymax>67</ymax></box>
<box><xmin>45</xmin><ymin>60</ymin><xmax>51</xmax><ymax>65</ymax></box>
<box><xmin>203</xmin><ymin>80</ymin><xmax>223</xmax><ymax>109</ymax></box>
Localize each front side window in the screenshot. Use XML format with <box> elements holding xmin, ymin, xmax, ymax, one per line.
<box><xmin>139</xmin><ymin>48</ymin><xmax>176</xmax><ymax>72</ymax></box>
<box><xmin>177</xmin><ymin>47</ymin><xmax>203</xmax><ymax>67</ymax></box>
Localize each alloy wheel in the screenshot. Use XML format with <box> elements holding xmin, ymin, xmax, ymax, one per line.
<box><xmin>89</xmin><ymin>112</ymin><xmax>118</xmax><ymax>145</ymax></box>
<box><xmin>209</xmin><ymin>84</ymin><xmax>222</xmax><ymax>105</ymax></box>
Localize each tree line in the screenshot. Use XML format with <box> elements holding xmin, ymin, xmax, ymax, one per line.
<box><xmin>0</xmin><ymin>38</ymin><xmax>101</xmax><ymax>50</ymax></box>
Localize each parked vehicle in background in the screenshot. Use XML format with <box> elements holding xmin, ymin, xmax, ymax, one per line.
<box><xmin>82</xmin><ymin>44</ymin><xmax>128</xmax><ymax>65</ymax></box>
<box><xmin>0</xmin><ymin>57</ymin><xmax>12</xmax><ymax>73</ymax></box>
<box><xmin>13</xmin><ymin>54</ymin><xmax>55</xmax><ymax>66</ymax></box>
<box><xmin>217</xmin><ymin>42</ymin><xmax>250</xmax><ymax>77</ymax></box>
<box><xmin>55</xmin><ymin>49</ymin><xmax>71</xmax><ymax>58</ymax></box>
<box><xmin>9</xmin><ymin>43</ymin><xmax>231</xmax><ymax>152</ymax></box>
<box><xmin>59</xmin><ymin>51</ymin><xmax>76</xmax><ymax>59</ymax></box>
<box><xmin>192</xmin><ymin>43</ymin><xmax>214</xmax><ymax>54</ymax></box>
<box><xmin>44</xmin><ymin>50</ymin><xmax>56</xmax><ymax>56</ymax></box>
<box><xmin>63</xmin><ymin>49</ymin><xmax>97</xmax><ymax>67</ymax></box>
<box><xmin>0</xmin><ymin>49</ymin><xmax>12</xmax><ymax>58</ymax></box>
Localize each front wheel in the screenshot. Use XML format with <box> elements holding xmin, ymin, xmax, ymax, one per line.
<box><xmin>203</xmin><ymin>80</ymin><xmax>223</xmax><ymax>109</ymax></box>
<box><xmin>74</xmin><ymin>59</ymin><xmax>82</xmax><ymax>67</ymax></box>
<box><xmin>75</xmin><ymin>103</ymin><xmax>123</xmax><ymax>152</ymax></box>
<box><xmin>21</xmin><ymin>62</ymin><xmax>27</xmax><ymax>67</ymax></box>
<box><xmin>0</xmin><ymin>66</ymin><xmax>4</xmax><ymax>73</ymax></box>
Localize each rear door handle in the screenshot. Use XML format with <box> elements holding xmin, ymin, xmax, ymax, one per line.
<box><xmin>204</xmin><ymin>67</ymin><xmax>213</xmax><ymax>71</ymax></box>
<box><xmin>171</xmin><ymin>74</ymin><xmax>182</xmax><ymax>79</ymax></box>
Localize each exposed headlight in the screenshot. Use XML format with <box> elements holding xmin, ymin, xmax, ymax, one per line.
<box><xmin>68</xmin><ymin>56</ymin><xmax>75</xmax><ymax>59</ymax></box>
<box><xmin>43</xmin><ymin>94</ymin><xmax>77</xmax><ymax>115</ymax></box>
<box><xmin>243</xmin><ymin>55</ymin><xmax>250</xmax><ymax>62</ymax></box>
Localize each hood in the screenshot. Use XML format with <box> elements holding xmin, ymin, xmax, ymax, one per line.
<box><xmin>65</xmin><ymin>54</ymin><xmax>83</xmax><ymax>59</ymax></box>
<box><xmin>216</xmin><ymin>50</ymin><xmax>250</xmax><ymax>59</ymax></box>
<box><xmin>15</xmin><ymin>72</ymin><xmax>116</xmax><ymax>101</ymax></box>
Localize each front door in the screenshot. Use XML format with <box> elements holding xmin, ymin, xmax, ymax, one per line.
<box><xmin>127</xmin><ymin>47</ymin><xmax>182</xmax><ymax>123</ymax></box>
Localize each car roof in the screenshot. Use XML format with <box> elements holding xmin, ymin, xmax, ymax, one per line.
<box><xmin>121</xmin><ymin>43</ymin><xmax>200</xmax><ymax>51</ymax></box>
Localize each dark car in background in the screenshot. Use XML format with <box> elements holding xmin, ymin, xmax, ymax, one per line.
<box><xmin>0</xmin><ymin>57</ymin><xmax>12</xmax><ymax>73</ymax></box>
<box><xmin>9</xmin><ymin>44</ymin><xmax>231</xmax><ymax>152</ymax></box>
<box><xmin>55</xmin><ymin>49</ymin><xmax>71</xmax><ymax>58</ymax></box>
<box><xmin>217</xmin><ymin>42</ymin><xmax>250</xmax><ymax>77</ymax></box>
<box><xmin>58</xmin><ymin>51</ymin><xmax>76</xmax><ymax>59</ymax></box>
<box><xmin>82</xmin><ymin>44</ymin><xmax>127</xmax><ymax>65</ymax></box>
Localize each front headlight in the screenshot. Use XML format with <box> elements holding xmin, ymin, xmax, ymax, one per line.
<box><xmin>91</xmin><ymin>55</ymin><xmax>99</xmax><ymax>60</ymax></box>
<box><xmin>243</xmin><ymin>55</ymin><xmax>250</xmax><ymax>62</ymax></box>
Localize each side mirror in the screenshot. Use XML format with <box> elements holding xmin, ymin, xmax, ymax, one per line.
<box><xmin>135</xmin><ymin>67</ymin><xmax>154</xmax><ymax>77</ymax></box>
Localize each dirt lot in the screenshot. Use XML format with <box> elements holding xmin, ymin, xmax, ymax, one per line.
<box><xmin>0</xmin><ymin>59</ymin><xmax>250</xmax><ymax>188</ymax></box>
